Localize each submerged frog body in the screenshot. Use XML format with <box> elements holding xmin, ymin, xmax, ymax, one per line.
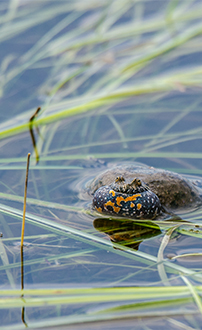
<box><xmin>89</xmin><ymin>163</ymin><xmax>202</xmax><ymax>219</ymax></box>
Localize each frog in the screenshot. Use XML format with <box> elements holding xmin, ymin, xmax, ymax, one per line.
<box><xmin>88</xmin><ymin>163</ymin><xmax>202</xmax><ymax>219</ymax></box>
<box><xmin>93</xmin><ymin>176</ymin><xmax>162</xmax><ymax>219</ymax></box>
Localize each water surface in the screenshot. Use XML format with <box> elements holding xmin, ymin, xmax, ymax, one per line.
<box><xmin>1</xmin><ymin>0</ymin><xmax>202</xmax><ymax>329</ymax></box>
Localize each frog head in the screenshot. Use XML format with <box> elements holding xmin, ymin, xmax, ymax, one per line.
<box><xmin>111</xmin><ymin>176</ymin><xmax>148</xmax><ymax>194</ymax></box>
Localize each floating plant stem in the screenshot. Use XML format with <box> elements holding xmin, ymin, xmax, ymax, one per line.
<box><xmin>21</xmin><ymin>153</ymin><xmax>31</xmax><ymax>248</ymax></box>
<box><xmin>29</xmin><ymin>107</ymin><xmax>41</xmax><ymax>163</ymax></box>
<box><xmin>20</xmin><ymin>152</ymin><xmax>30</xmax><ymax>328</ymax></box>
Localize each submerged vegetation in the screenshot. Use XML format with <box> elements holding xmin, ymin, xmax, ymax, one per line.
<box><xmin>1</xmin><ymin>0</ymin><xmax>202</xmax><ymax>328</ymax></box>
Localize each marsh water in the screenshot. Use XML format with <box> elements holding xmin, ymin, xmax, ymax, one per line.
<box><xmin>1</xmin><ymin>0</ymin><xmax>202</xmax><ymax>329</ymax></box>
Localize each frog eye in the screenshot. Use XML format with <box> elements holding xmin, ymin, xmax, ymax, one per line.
<box><xmin>131</xmin><ymin>178</ymin><xmax>141</xmax><ymax>186</ymax></box>
<box><xmin>115</xmin><ymin>176</ymin><xmax>125</xmax><ymax>183</ymax></box>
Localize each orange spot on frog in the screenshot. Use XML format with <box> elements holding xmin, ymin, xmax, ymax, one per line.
<box><xmin>116</xmin><ymin>194</ymin><xmax>141</xmax><ymax>206</ymax></box>
<box><xmin>104</xmin><ymin>200</ymin><xmax>121</xmax><ymax>213</ymax></box>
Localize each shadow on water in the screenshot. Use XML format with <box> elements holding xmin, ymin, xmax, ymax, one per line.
<box><xmin>93</xmin><ymin>218</ymin><xmax>162</xmax><ymax>250</ymax></box>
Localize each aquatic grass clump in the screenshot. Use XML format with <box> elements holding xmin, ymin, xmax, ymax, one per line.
<box><xmin>1</xmin><ymin>203</ymin><xmax>202</xmax><ymax>327</ymax></box>
<box><xmin>0</xmin><ymin>1</ymin><xmax>202</xmax><ymax>140</ymax></box>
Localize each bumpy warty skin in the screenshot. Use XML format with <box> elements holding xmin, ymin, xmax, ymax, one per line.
<box><xmin>93</xmin><ymin>185</ymin><xmax>162</xmax><ymax>219</ymax></box>
<box><xmin>89</xmin><ymin>163</ymin><xmax>202</xmax><ymax>213</ymax></box>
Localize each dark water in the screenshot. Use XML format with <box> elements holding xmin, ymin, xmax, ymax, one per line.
<box><xmin>1</xmin><ymin>0</ymin><xmax>202</xmax><ymax>329</ymax></box>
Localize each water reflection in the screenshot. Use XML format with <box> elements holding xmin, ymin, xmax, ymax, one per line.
<box><xmin>93</xmin><ymin>218</ymin><xmax>162</xmax><ymax>250</ymax></box>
